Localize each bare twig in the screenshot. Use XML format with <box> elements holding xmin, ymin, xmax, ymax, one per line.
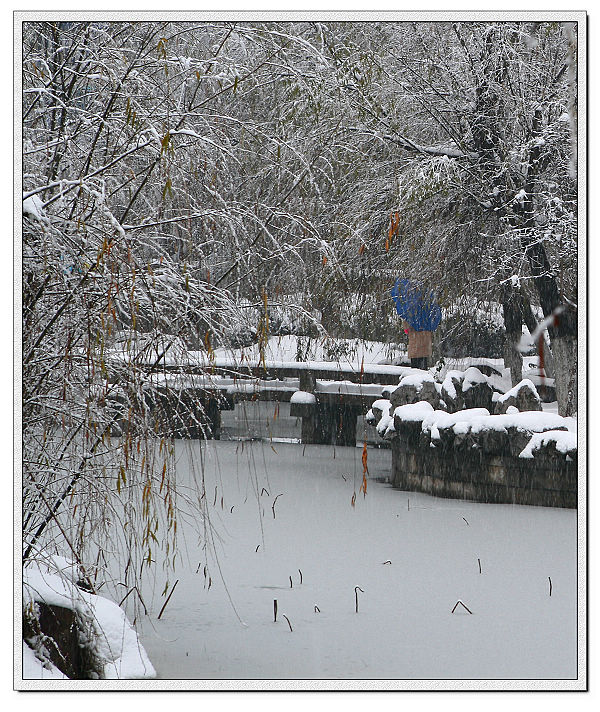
<box><xmin>355</xmin><ymin>586</ymin><xmax>364</xmax><ymax>613</ymax></box>
<box><xmin>549</xmin><ymin>576</ymin><xmax>552</xmax><ymax>596</ymax></box>
<box><xmin>272</xmin><ymin>493</ymin><xmax>283</xmax><ymax>519</ymax></box>
<box><xmin>298</xmin><ymin>568</ymin><xmax>303</xmax><ymax>584</ymax></box>
<box><xmin>118</xmin><ymin>587</ymin><xmax>135</xmax><ymax>607</ymax></box>
<box><xmin>119</xmin><ymin>586</ymin><xmax>148</xmax><ymax>616</ymax></box>
<box><xmin>273</xmin><ymin>599</ymin><xmax>278</xmax><ymax>622</ymax></box>
<box><xmin>157</xmin><ymin>580</ymin><xmax>179</xmax><ymax>620</ymax></box>
<box><xmin>283</xmin><ymin>614</ymin><xmax>293</xmax><ymax>632</ymax></box>
<box><xmin>451</xmin><ymin>600</ymin><xmax>473</xmax><ymax>614</ymax></box>
<box><xmin>135</xmin><ymin>587</ymin><xmax>149</xmax><ymax>616</ymax></box>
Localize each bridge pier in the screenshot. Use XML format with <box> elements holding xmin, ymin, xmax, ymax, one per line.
<box><xmin>315</xmin><ymin>403</ymin><xmax>362</xmax><ymax>447</ymax></box>
<box><xmin>293</xmin><ymin>370</ymin><xmax>363</xmax><ymax>446</ymax></box>
<box><xmin>292</xmin><ymin>400</ymin><xmax>361</xmax><ymax>447</ymax></box>
<box><xmin>145</xmin><ymin>390</ymin><xmax>224</xmax><ymax>439</ymax></box>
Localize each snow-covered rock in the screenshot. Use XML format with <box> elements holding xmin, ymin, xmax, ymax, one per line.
<box><xmin>495</xmin><ymin>378</ymin><xmax>542</xmax><ymax>414</ymax></box>
<box><xmin>390</xmin><ymin>371</ymin><xmax>440</xmax><ymax>409</ymax></box>
<box><xmin>461</xmin><ymin>367</ymin><xmax>494</xmax><ymax>411</ymax></box>
<box><xmin>440</xmin><ymin>370</ymin><xmax>465</xmax><ymax>412</ymax></box>
<box><xmin>23</xmin><ymin>560</ymin><xmax>156</xmax><ymax>680</ymax></box>
<box><xmin>388</xmin><ymin>403</ymin><xmax>575</xmax><ymax>460</ymax></box>
<box><xmin>520</xmin><ymin>429</ymin><xmax>578</xmax><ymax>460</ymax></box>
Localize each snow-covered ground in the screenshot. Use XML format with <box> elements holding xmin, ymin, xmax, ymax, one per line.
<box><xmin>112</xmin><ymin>334</ymin><xmax>407</xmax><ymax>372</ymax></box>
<box><xmin>131</xmin><ymin>437</ymin><xmax>577</xmax><ymax>682</ymax></box>
<box><xmin>210</xmin><ymin>335</ymin><xmax>406</xmax><ymax>366</ymax></box>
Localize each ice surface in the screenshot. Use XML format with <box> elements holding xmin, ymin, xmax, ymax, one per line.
<box><xmin>130</xmin><ymin>439</ymin><xmax>577</xmax><ymax>681</ymax></box>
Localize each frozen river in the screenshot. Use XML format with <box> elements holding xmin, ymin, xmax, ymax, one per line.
<box><xmin>129</xmin><ymin>401</ymin><xmax>578</xmax><ymax>683</ymax></box>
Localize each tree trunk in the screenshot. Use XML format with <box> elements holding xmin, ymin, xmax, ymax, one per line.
<box><xmin>551</xmin><ymin>336</ymin><xmax>578</xmax><ymax>417</ymax></box>
<box><xmin>520</xmin><ymin>292</ymin><xmax>555</xmax><ymax>378</ymax></box>
<box><xmin>515</xmin><ymin>180</ymin><xmax>577</xmax><ymax>415</ymax></box>
<box><xmin>520</xmin><ymin>239</ymin><xmax>578</xmax><ymax>416</ymax></box>
<box><xmin>501</xmin><ymin>285</ymin><xmax>524</xmax><ymax>387</ymax></box>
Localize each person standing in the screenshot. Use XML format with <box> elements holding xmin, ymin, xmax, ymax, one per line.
<box><xmin>403</xmin><ymin>320</ymin><xmax>432</xmax><ymax>370</ymax></box>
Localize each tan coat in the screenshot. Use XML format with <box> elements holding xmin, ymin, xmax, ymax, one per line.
<box><xmin>403</xmin><ymin>321</ymin><xmax>433</xmax><ymax>359</ymax></box>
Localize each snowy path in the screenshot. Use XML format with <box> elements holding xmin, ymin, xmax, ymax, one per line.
<box><xmin>135</xmin><ymin>439</ymin><xmax>577</xmax><ymax>681</ymax></box>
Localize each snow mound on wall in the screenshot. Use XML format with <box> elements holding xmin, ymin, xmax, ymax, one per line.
<box><xmin>23</xmin><ymin>562</ymin><xmax>156</xmax><ymax>680</ymax></box>
<box><xmin>397</xmin><ymin>371</ymin><xmax>435</xmax><ymax>391</ymax></box>
<box><xmin>393</xmin><ymin>401</ymin><xmax>435</xmax><ymax>422</ymax></box>
<box><xmin>290</xmin><ymin>390</ymin><xmax>316</xmax><ymax>405</ymax></box>
<box><xmin>394</xmin><ymin>406</ymin><xmax>572</xmax><ymax>437</ymax></box>
<box><xmin>420</xmin><ymin>408</ymin><xmax>491</xmax><ymax>441</ymax></box>
<box><xmin>390</xmin><ymin>404</ymin><xmax>576</xmax><ymax>456</ymax></box>
<box><xmin>519</xmin><ymin>430</ymin><xmax>578</xmax><ymax>459</ymax></box>
<box><xmin>465</xmin><ymin>411</ymin><xmax>568</xmax><ymax>435</ymax></box>
<box><xmin>461</xmin><ymin>367</ymin><xmax>488</xmax><ymax>392</ymax></box>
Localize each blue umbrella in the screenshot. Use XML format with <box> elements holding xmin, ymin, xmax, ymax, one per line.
<box><xmin>391</xmin><ymin>278</ymin><xmax>442</xmax><ymax>332</ymax></box>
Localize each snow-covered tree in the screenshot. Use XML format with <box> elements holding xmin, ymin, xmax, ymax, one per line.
<box><xmin>313</xmin><ymin>21</ymin><xmax>578</xmax><ymax>413</ymax></box>
<box><xmin>21</xmin><ymin>20</ymin><xmax>329</xmax><ymax>605</ymax></box>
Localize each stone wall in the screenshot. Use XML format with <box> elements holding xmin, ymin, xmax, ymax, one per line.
<box><xmin>390</xmin><ymin>419</ymin><xmax>577</xmax><ymax>508</ymax></box>
<box><xmin>370</xmin><ymin>369</ymin><xmax>577</xmax><ymax>509</ymax></box>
